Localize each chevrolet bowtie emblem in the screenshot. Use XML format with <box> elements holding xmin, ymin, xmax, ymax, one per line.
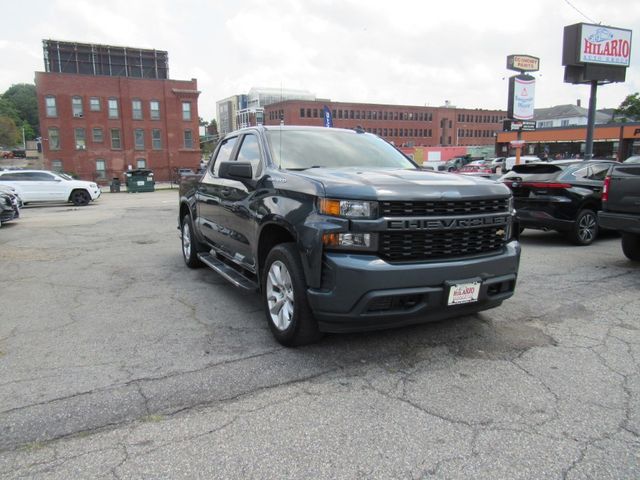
<box><xmin>496</xmin><ymin>229</ymin><xmax>505</xmax><ymax>237</ymax></box>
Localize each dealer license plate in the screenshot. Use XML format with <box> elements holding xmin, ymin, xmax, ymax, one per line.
<box><xmin>447</xmin><ymin>282</ymin><xmax>481</xmax><ymax>306</ymax></box>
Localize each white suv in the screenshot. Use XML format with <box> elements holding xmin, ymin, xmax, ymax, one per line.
<box><xmin>0</xmin><ymin>170</ymin><xmax>101</xmax><ymax>206</ymax></box>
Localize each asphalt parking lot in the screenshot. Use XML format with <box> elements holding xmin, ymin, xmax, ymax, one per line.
<box><xmin>1</xmin><ymin>190</ymin><xmax>639</xmax><ymax>479</ymax></box>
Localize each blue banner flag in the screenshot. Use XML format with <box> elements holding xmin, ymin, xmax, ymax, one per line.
<box><xmin>323</xmin><ymin>105</ymin><xmax>333</xmax><ymax>128</ymax></box>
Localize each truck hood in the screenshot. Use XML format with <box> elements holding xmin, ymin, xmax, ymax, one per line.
<box><xmin>298</xmin><ymin>167</ymin><xmax>510</xmax><ymax>200</ymax></box>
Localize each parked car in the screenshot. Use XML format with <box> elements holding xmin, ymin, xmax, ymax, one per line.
<box><xmin>0</xmin><ymin>190</ymin><xmax>20</xmax><ymax>226</ymax></box>
<box><xmin>421</xmin><ymin>160</ymin><xmax>447</xmax><ymax>171</ymax></box>
<box><xmin>503</xmin><ymin>155</ymin><xmax>543</xmax><ymax>172</ymax></box>
<box><xmin>457</xmin><ymin>160</ymin><xmax>493</xmax><ymax>177</ymax></box>
<box><xmin>623</xmin><ymin>155</ymin><xmax>640</xmax><ymax>164</ymax></box>
<box><xmin>0</xmin><ymin>170</ymin><xmax>101</xmax><ymax>206</ymax></box>
<box><xmin>443</xmin><ymin>156</ymin><xmax>475</xmax><ymax>172</ymax></box>
<box><xmin>489</xmin><ymin>157</ymin><xmax>506</xmax><ymax>173</ymax></box>
<box><xmin>0</xmin><ymin>184</ymin><xmax>23</xmax><ymax>207</ymax></box>
<box><xmin>598</xmin><ymin>162</ymin><xmax>640</xmax><ymax>260</ymax></box>
<box><xmin>500</xmin><ymin>159</ymin><xmax>617</xmax><ymax>245</ymax></box>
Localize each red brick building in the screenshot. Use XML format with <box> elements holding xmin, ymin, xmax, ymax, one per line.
<box><xmin>36</xmin><ymin>40</ymin><xmax>201</xmax><ymax>182</ymax></box>
<box><xmin>264</xmin><ymin>100</ymin><xmax>505</xmax><ymax>148</ymax></box>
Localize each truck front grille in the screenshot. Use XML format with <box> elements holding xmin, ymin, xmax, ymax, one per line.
<box><xmin>379</xmin><ymin>226</ymin><xmax>507</xmax><ymax>261</ymax></box>
<box><xmin>380</xmin><ymin>199</ymin><xmax>509</xmax><ymax>217</ymax></box>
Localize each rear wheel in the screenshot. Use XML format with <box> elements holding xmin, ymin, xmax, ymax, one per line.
<box><xmin>70</xmin><ymin>189</ymin><xmax>90</xmax><ymax>206</ymax></box>
<box><xmin>262</xmin><ymin>243</ymin><xmax>321</xmax><ymax>347</ymax></box>
<box><xmin>568</xmin><ymin>209</ymin><xmax>598</xmax><ymax>246</ymax></box>
<box><xmin>621</xmin><ymin>233</ymin><xmax>640</xmax><ymax>261</ymax></box>
<box><xmin>181</xmin><ymin>214</ymin><xmax>205</xmax><ymax>268</ymax></box>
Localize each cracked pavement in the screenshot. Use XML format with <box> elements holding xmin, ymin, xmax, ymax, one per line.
<box><xmin>0</xmin><ymin>190</ymin><xmax>638</xmax><ymax>479</ymax></box>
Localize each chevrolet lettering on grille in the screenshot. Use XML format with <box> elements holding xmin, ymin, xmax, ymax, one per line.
<box><xmin>387</xmin><ymin>215</ymin><xmax>510</xmax><ymax>231</ymax></box>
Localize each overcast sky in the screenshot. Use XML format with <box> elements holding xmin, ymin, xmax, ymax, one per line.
<box><xmin>1</xmin><ymin>0</ymin><xmax>638</xmax><ymax>122</ymax></box>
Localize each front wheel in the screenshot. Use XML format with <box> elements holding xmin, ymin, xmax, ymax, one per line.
<box><xmin>621</xmin><ymin>233</ymin><xmax>640</xmax><ymax>261</ymax></box>
<box><xmin>262</xmin><ymin>243</ymin><xmax>321</xmax><ymax>346</ymax></box>
<box><xmin>70</xmin><ymin>189</ymin><xmax>91</xmax><ymax>206</ymax></box>
<box><xmin>567</xmin><ymin>209</ymin><xmax>598</xmax><ymax>246</ymax></box>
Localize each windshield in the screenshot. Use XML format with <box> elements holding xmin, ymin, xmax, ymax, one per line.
<box><xmin>58</xmin><ymin>173</ymin><xmax>73</xmax><ymax>180</ymax></box>
<box><xmin>266</xmin><ymin>129</ymin><xmax>416</xmax><ymax>170</ymax></box>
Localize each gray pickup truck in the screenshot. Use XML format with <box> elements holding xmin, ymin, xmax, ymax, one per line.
<box><xmin>598</xmin><ymin>162</ymin><xmax>640</xmax><ymax>261</ymax></box>
<box><xmin>178</xmin><ymin>126</ymin><xmax>521</xmax><ymax>345</ymax></box>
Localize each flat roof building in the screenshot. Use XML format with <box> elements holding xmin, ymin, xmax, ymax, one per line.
<box><xmin>36</xmin><ymin>40</ymin><xmax>200</xmax><ymax>182</ymax></box>
<box><xmin>263</xmin><ymin>100</ymin><xmax>505</xmax><ymax>148</ymax></box>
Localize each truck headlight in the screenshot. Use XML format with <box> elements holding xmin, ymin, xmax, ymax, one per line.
<box><xmin>319</xmin><ymin>199</ymin><xmax>377</xmax><ymax>219</ymax></box>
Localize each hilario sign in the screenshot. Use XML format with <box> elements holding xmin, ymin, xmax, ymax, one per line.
<box><xmin>508</xmin><ymin>74</ymin><xmax>536</xmax><ymax>120</ymax></box>
<box><xmin>580</xmin><ymin>24</ymin><xmax>632</xmax><ymax>66</ymax></box>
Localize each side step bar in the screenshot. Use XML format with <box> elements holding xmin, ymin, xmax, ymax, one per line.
<box><xmin>197</xmin><ymin>253</ymin><xmax>258</xmax><ymax>291</ymax></box>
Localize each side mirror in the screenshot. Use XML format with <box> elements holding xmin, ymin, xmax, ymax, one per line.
<box><xmin>218</xmin><ymin>161</ymin><xmax>253</xmax><ymax>180</ymax></box>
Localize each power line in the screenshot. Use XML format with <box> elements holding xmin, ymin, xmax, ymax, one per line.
<box><xmin>563</xmin><ymin>0</ymin><xmax>600</xmax><ymax>24</ymax></box>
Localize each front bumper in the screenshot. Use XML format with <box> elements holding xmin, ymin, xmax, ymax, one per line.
<box><xmin>307</xmin><ymin>241</ymin><xmax>520</xmax><ymax>333</ymax></box>
<box><xmin>598</xmin><ymin>211</ymin><xmax>640</xmax><ymax>235</ymax></box>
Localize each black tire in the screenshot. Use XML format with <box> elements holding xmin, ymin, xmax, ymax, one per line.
<box><xmin>567</xmin><ymin>209</ymin><xmax>598</xmax><ymax>246</ymax></box>
<box><xmin>70</xmin><ymin>189</ymin><xmax>90</xmax><ymax>206</ymax></box>
<box><xmin>261</xmin><ymin>243</ymin><xmax>321</xmax><ymax>347</ymax></box>
<box><xmin>181</xmin><ymin>214</ymin><xmax>205</xmax><ymax>268</ymax></box>
<box><xmin>621</xmin><ymin>233</ymin><xmax>640</xmax><ymax>261</ymax></box>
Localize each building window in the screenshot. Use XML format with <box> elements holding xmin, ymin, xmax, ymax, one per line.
<box><xmin>150</xmin><ymin>100</ymin><xmax>160</xmax><ymax>120</ymax></box>
<box><xmin>134</xmin><ymin>129</ymin><xmax>145</xmax><ymax>149</ymax></box>
<box><xmin>48</xmin><ymin>128</ymin><xmax>60</xmax><ymax>150</ymax></box>
<box><xmin>182</xmin><ymin>101</ymin><xmax>191</xmax><ymax>121</ymax></box>
<box><xmin>110</xmin><ymin>129</ymin><xmax>121</xmax><ymax>149</ymax></box>
<box><xmin>74</xmin><ymin>128</ymin><xmax>86</xmax><ymax>150</ymax></box>
<box><xmin>89</xmin><ymin>97</ymin><xmax>100</xmax><ymax>111</ymax></box>
<box><xmin>561</xmin><ymin>119</ymin><xmax>570</xmax><ymax>126</ymax></box>
<box><xmin>72</xmin><ymin>96</ymin><xmax>83</xmax><ymax>117</ymax></box>
<box><xmin>45</xmin><ymin>96</ymin><xmax>57</xmax><ymax>117</ymax></box>
<box><xmin>92</xmin><ymin>128</ymin><xmax>104</xmax><ymax>143</ymax></box>
<box><xmin>132</xmin><ymin>99</ymin><xmax>143</xmax><ymax>120</ymax></box>
<box><xmin>184</xmin><ymin>130</ymin><xmax>193</xmax><ymax>149</ymax></box>
<box><xmin>108</xmin><ymin>98</ymin><xmax>119</xmax><ymax>118</ymax></box>
<box><xmin>96</xmin><ymin>159</ymin><xmax>106</xmax><ymax>179</ymax></box>
<box><xmin>51</xmin><ymin>160</ymin><xmax>63</xmax><ymax>172</ymax></box>
<box><xmin>136</xmin><ymin>158</ymin><xmax>146</xmax><ymax>169</ymax></box>
<box><xmin>152</xmin><ymin>129</ymin><xmax>162</xmax><ymax>149</ymax></box>
<box><xmin>300</xmin><ymin>108</ymin><xmax>305</xmax><ymax>118</ymax></box>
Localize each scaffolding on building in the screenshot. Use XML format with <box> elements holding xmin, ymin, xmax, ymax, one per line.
<box><xmin>42</xmin><ymin>39</ymin><xmax>169</xmax><ymax>79</ymax></box>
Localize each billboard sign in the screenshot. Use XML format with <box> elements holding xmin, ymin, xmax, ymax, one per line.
<box><xmin>580</xmin><ymin>24</ymin><xmax>632</xmax><ymax>66</ymax></box>
<box><xmin>506</xmin><ymin>55</ymin><xmax>540</xmax><ymax>72</ymax></box>
<box><xmin>507</xmin><ymin>74</ymin><xmax>536</xmax><ymax>120</ymax></box>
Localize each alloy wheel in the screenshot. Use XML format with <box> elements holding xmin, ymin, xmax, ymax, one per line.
<box><xmin>266</xmin><ymin>260</ymin><xmax>294</xmax><ymax>331</ymax></box>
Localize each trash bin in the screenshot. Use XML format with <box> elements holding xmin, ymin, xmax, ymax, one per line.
<box><xmin>109</xmin><ymin>178</ymin><xmax>121</xmax><ymax>193</ymax></box>
<box><xmin>125</xmin><ymin>169</ymin><xmax>155</xmax><ymax>193</ymax></box>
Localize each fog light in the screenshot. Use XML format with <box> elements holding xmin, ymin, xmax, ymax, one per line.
<box><xmin>339</xmin><ymin>233</ymin><xmax>371</xmax><ymax>247</ymax></box>
<box><xmin>322</xmin><ymin>233</ymin><xmax>371</xmax><ymax>248</ymax></box>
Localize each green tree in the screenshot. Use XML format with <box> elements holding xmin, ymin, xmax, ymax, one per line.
<box><xmin>208</xmin><ymin>118</ymin><xmax>218</xmax><ymax>137</ymax></box>
<box><xmin>0</xmin><ymin>98</ymin><xmax>20</xmax><ymax>124</ymax></box>
<box><xmin>1</xmin><ymin>83</ymin><xmax>39</xmax><ymax>137</ymax></box>
<box><xmin>615</xmin><ymin>92</ymin><xmax>640</xmax><ymax>121</ymax></box>
<box><xmin>0</xmin><ymin>116</ymin><xmax>20</xmax><ymax>147</ymax></box>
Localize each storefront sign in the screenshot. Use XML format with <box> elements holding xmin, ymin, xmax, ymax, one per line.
<box><xmin>507</xmin><ymin>55</ymin><xmax>540</xmax><ymax>72</ymax></box>
<box><xmin>503</xmin><ymin>120</ymin><xmax>536</xmax><ymax>132</ymax></box>
<box><xmin>507</xmin><ymin>75</ymin><xmax>536</xmax><ymax>120</ymax></box>
<box><xmin>579</xmin><ymin>24</ymin><xmax>632</xmax><ymax>66</ymax></box>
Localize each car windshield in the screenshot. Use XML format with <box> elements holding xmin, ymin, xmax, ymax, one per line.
<box><xmin>58</xmin><ymin>173</ymin><xmax>73</xmax><ymax>180</ymax></box>
<box><xmin>624</xmin><ymin>156</ymin><xmax>640</xmax><ymax>164</ymax></box>
<box><xmin>266</xmin><ymin>129</ymin><xmax>416</xmax><ymax>170</ymax></box>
